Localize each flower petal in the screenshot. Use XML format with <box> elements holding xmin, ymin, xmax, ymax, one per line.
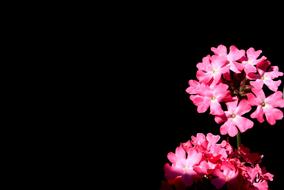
<box><xmin>251</xmin><ymin>106</ymin><xmax>265</xmax><ymax>123</ymax></box>
<box><xmin>235</xmin><ymin>116</ymin><xmax>254</xmax><ymax>133</ymax></box>
<box><xmin>236</xmin><ymin>99</ymin><xmax>251</xmax><ymax>115</ymax></box>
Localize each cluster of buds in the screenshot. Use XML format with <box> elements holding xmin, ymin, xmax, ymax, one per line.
<box><xmin>186</xmin><ymin>45</ymin><xmax>284</xmax><ymax>137</ymax></box>
<box><xmin>161</xmin><ymin>133</ymin><xmax>273</xmax><ymax>190</ymax></box>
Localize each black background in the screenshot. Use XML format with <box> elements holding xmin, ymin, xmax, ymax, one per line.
<box><xmin>122</xmin><ymin>12</ymin><xmax>284</xmax><ymax>189</ymax></box>
<box><xmin>12</xmin><ymin>3</ymin><xmax>284</xmax><ymax>189</ymax></box>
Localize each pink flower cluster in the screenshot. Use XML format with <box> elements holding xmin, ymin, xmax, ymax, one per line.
<box><xmin>186</xmin><ymin>45</ymin><xmax>284</xmax><ymax>137</ymax></box>
<box><xmin>162</xmin><ymin>133</ymin><xmax>273</xmax><ymax>190</ymax></box>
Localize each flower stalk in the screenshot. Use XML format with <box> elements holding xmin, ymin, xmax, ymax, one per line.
<box><xmin>237</xmin><ymin>132</ymin><xmax>241</xmax><ymax>149</ymax></box>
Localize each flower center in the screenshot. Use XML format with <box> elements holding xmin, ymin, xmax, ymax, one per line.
<box><xmin>261</xmin><ymin>75</ymin><xmax>268</xmax><ymax>81</ymax></box>
<box><xmin>231</xmin><ymin>113</ymin><xmax>236</xmax><ymax>118</ymax></box>
<box><xmin>261</xmin><ymin>102</ymin><xmax>266</xmax><ymax>107</ymax></box>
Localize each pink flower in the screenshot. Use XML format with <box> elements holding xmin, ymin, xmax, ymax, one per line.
<box><xmin>241</xmin><ymin>47</ymin><xmax>266</xmax><ymax>76</ymax></box>
<box><xmin>196</xmin><ymin>55</ymin><xmax>228</xmax><ymax>85</ymax></box>
<box><xmin>164</xmin><ymin>146</ymin><xmax>202</xmax><ymax>186</ymax></box>
<box><xmin>191</xmin><ymin>133</ymin><xmax>206</xmax><ymax>147</ymax></box>
<box><xmin>245</xmin><ymin>164</ymin><xmax>273</xmax><ymax>190</ymax></box>
<box><xmin>185</xmin><ymin>80</ymin><xmax>203</xmax><ymax>95</ymax></box>
<box><xmin>220</xmin><ymin>100</ymin><xmax>253</xmax><ymax>137</ymax></box>
<box><xmin>189</xmin><ymin>83</ymin><xmax>229</xmax><ymax>115</ymax></box>
<box><xmin>247</xmin><ymin>88</ymin><xmax>284</xmax><ymax>125</ymax></box>
<box><xmin>186</xmin><ymin>44</ymin><xmax>283</xmax><ymax>137</ymax></box>
<box><xmin>163</xmin><ymin>133</ymin><xmax>274</xmax><ymax>189</ymax></box>
<box><xmin>206</xmin><ymin>133</ymin><xmax>220</xmax><ymax>149</ymax></box>
<box><xmin>211</xmin><ymin>161</ymin><xmax>239</xmax><ymax>189</ymax></box>
<box><xmin>211</xmin><ymin>45</ymin><xmax>245</xmax><ymax>73</ymax></box>
<box><xmin>250</xmin><ymin>66</ymin><xmax>283</xmax><ymax>92</ymax></box>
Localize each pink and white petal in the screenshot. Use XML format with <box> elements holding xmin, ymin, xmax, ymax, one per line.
<box><xmin>196</xmin><ymin>70</ymin><xmax>212</xmax><ymax>84</ymax></box>
<box><xmin>234</xmin><ymin>61</ymin><xmax>244</xmax><ymax>71</ymax></box>
<box><xmin>188</xmin><ymin>150</ymin><xmax>202</xmax><ymax>165</ymax></box>
<box><xmin>196</xmin><ymin>62</ymin><xmax>206</xmax><ymax>71</ymax></box>
<box><xmin>264</xmin><ymin>108</ymin><xmax>283</xmax><ymax>125</ymax></box>
<box><xmin>214</xmin><ymin>83</ymin><xmax>229</xmax><ymax>95</ymax></box>
<box><xmin>190</xmin><ymin>95</ymin><xmax>202</xmax><ymax>104</ymax></box>
<box><xmin>185</xmin><ymin>86</ymin><xmax>195</xmax><ymax>95</ymax></box>
<box><xmin>211</xmin><ymin>45</ymin><xmax>227</xmax><ymax>56</ymax></box>
<box><xmin>186</xmin><ymin>80</ymin><xmax>200</xmax><ymax>94</ymax></box>
<box><xmin>206</xmin><ymin>133</ymin><xmax>220</xmax><ymax>145</ymax></box>
<box><xmin>246</xmin><ymin>93</ymin><xmax>260</xmax><ymax>106</ymax></box>
<box><xmin>251</xmin><ymin>88</ymin><xmax>266</xmax><ymax>100</ymax></box>
<box><xmin>188</xmin><ymin>79</ymin><xmax>199</xmax><ymax>86</ymax></box>
<box><xmin>247</xmin><ymin>47</ymin><xmax>262</xmax><ymax>60</ymax></box>
<box><xmin>250</xmin><ymin>79</ymin><xmax>264</xmax><ymax>90</ymax></box>
<box><xmin>229</xmin><ymin>62</ymin><xmax>241</xmax><ymax>73</ymax></box>
<box><xmin>193</xmin><ymin>161</ymin><xmax>209</xmax><ymax>174</ymax></box>
<box><xmin>272</xmin><ymin>108</ymin><xmax>283</xmax><ymax>120</ymax></box>
<box><xmin>267</xmin><ymin>66</ymin><xmax>283</xmax><ymax>79</ymax></box>
<box><xmin>211</xmin><ymin>55</ymin><xmax>227</xmax><ymax>67</ymax></box>
<box><xmin>220</xmin><ymin>65</ymin><xmax>230</xmax><ymax>74</ymax></box>
<box><xmin>197</xmin><ymin>59</ymin><xmax>210</xmax><ymax>71</ymax></box>
<box><xmin>220</xmin><ymin>120</ymin><xmax>238</xmax><ymax>137</ymax></box>
<box><xmin>229</xmin><ymin>45</ymin><xmax>245</xmax><ymax>60</ymax></box>
<box><xmin>244</xmin><ymin>64</ymin><xmax>257</xmax><ymax>74</ymax></box>
<box><xmin>266</xmin><ymin>91</ymin><xmax>284</xmax><ymax>108</ymax></box>
<box><xmin>235</xmin><ymin>116</ymin><xmax>254</xmax><ymax>133</ymax></box>
<box><xmin>226</xmin><ymin>100</ymin><xmax>239</xmax><ymax>111</ymax></box>
<box><xmin>211</xmin><ymin>73</ymin><xmax>222</xmax><ymax>86</ymax></box>
<box><xmin>250</xmin><ymin>106</ymin><xmax>265</xmax><ymax>123</ymax></box>
<box><xmin>220</xmin><ymin>123</ymin><xmax>229</xmax><ymax>135</ymax></box>
<box><xmin>190</xmin><ymin>95</ymin><xmax>210</xmax><ymax>113</ymax></box>
<box><xmin>167</xmin><ymin>152</ymin><xmax>177</xmax><ymax>164</ymax></box>
<box><xmin>197</xmin><ymin>101</ymin><xmax>210</xmax><ymax>113</ymax></box>
<box><xmin>264</xmin><ymin>79</ymin><xmax>281</xmax><ymax>92</ymax></box>
<box><xmin>210</xmin><ymin>101</ymin><xmax>224</xmax><ymax>115</ymax></box>
<box><xmin>175</xmin><ymin>146</ymin><xmax>186</xmax><ymax>159</ymax></box>
<box><xmin>236</xmin><ymin>99</ymin><xmax>251</xmax><ymax>115</ymax></box>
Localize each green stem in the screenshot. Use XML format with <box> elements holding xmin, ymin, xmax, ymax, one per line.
<box><xmin>237</xmin><ymin>133</ymin><xmax>241</xmax><ymax>149</ymax></box>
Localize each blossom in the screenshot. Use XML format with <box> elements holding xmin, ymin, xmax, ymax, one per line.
<box><xmin>191</xmin><ymin>133</ymin><xmax>206</xmax><ymax>148</ymax></box>
<box><xmin>220</xmin><ymin>100</ymin><xmax>253</xmax><ymax>137</ymax></box>
<box><xmin>162</xmin><ymin>133</ymin><xmax>273</xmax><ymax>189</ymax></box>
<box><xmin>211</xmin><ymin>44</ymin><xmax>245</xmax><ymax>73</ymax></box>
<box><xmin>162</xmin><ymin>45</ymin><xmax>279</xmax><ymax>190</ymax></box>
<box><xmin>250</xmin><ymin>66</ymin><xmax>283</xmax><ymax>92</ymax></box>
<box><xmin>242</xmin><ymin>47</ymin><xmax>266</xmax><ymax>76</ymax></box>
<box><xmin>211</xmin><ymin>160</ymin><xmax>239</xmax><ymax>189</ymax></box>
<box><xmin>247</xmin><ymin>88</ymin><xmax>284</xmax><ymax>125</ymax></box>
<box><xmin>185</xmin><ymin>80</ymin><xmax>203</xmax><ymax>95</ymax></box>
<box><xmin>186</xmin><ymin>45</ymin><xmax>284</xmax><ymax>135</ymax></box>
<box><xmin>244</xmin><ymin>164</ymin><xmax>273</xmax><ymax>190</ymax></box>
<box><xmin>196</xmin><ymin>55</ymin><xmax>228</xmax><ymax>85</ymax></box>
<box><xmin>164</xmin><ymin>146</ymin><xmax>202</xmax><ymax>186</ymax></box>
<box><xmin>189</xmin><ymin>83</ymin><xmax>229</xmax><ymax>115</ymax></box>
